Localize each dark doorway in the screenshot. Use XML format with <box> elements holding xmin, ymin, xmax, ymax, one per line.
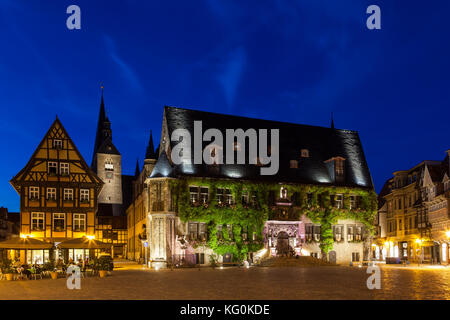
<box><xmin>276</xmin><ymin>231</ymin><xmax>290</xmax><ymax>256</ymax></box>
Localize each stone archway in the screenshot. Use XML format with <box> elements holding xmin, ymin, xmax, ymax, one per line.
<box><xmin>276</xmin><ymin>231</ymin><xmax>290</xmax><ymax>256</ymax></box>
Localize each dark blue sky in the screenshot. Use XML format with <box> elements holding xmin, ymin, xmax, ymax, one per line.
<box><xmin>1</xmin><ymin>1</ymin><xmax>449</xmax><ymax>212</ymax></box>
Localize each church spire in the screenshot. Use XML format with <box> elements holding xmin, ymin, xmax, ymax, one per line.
<box><xmin>330</xmin><ymin>112</ymin><xmax>335</xmax><ymax>129</ymax></box>
<box><xmin>135</xmin><ymin>158</ymin><xmax>140</xmax><ymax>178</ymax></box>
<box><xmin>145</xmin><ymin>130</ymin><xmax>157</xmax><ymax>160</ymax></box>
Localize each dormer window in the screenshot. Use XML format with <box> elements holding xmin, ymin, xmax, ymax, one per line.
<box><xmin>335</xmin><ymin>159</ymin><xmax>344</xmax><ymax>178</ymax></box>
<box><xmin>290</xmin><ymin>160</ymin><xmax>298</xmax><ymax>168</ymax></box>
<box><xmin>53</xmin><ymin>139</ymin><xmax>63</xmax><ymax>149</ymax></box>
<box><xmin>105</xmin><ymin>159</ymin><xmax>114</xmax><ymax>171</ymax></box>
<box><xmin>301</xmin><ymin>149</ymin><xmax>309</xmax><ymax>158</ymax></box>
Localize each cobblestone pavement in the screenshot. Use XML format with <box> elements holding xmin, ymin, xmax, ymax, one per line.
<box><xmin>1</xmin><ymin>265</ymin><xmax>450</xmax><ymax>300</ymax></box>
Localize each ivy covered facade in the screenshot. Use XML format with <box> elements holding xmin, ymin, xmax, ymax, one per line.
<box><xmin>137</xmin><ymin>106</ymin><xmax>376</xmax><ymax>268</ymax></box>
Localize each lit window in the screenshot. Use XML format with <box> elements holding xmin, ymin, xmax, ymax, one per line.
<box><xmin>242</xmin><ymin>191</ymin><xmax>249</xmax><ymax>204</ymax></box>
<box><xmin>48</xmin><ymin>162</ymin><xmax>58</xmax><ymax>175</ymax></box>
<box><xmin>53</xmin><ymin>213</ymin><xmax>65</xmax><ymax>232</ymax></box>
<box><xmin>200</xmin><ymin>187</ymin><xmax>208</xmax><ymax>204</ymax></box>
<box><xmin>225</xmin><ymin>189</ymin><xmax>233</xmax><ymax>205</ymax></box>
<box><xmin>347</xmin><ymin>226</ymin><xmax>354</xmax><ymax>242</ymax></box>
<box><xmin>217</xmin><ymin>188</ymin><xmax>224</xmax><ymax>204</ymax></box>
<box><xmin>60</xmin><ymin>163</ymin><xmax>69</xmax><ymax>176</ymax></box>
<box><xmin>64</xmin><ymin>188</ymin><xmax>73</xmax><ymax>201</ymax></box>
<box><xmin>47</xmin><ymin>188</ymin><xmax>56</xmax><ymax>201</ymax></box>
<box><xmin>333</xmin><ymin>225</ymin><xmax>343</xmax><ymax>242</ymax></box>
<box><xmin>301</xmin><ymin>149</ymin><xmax>309</xmax><ymax>158</ymax></box>
<box><xmin>189</xmin><ymin>186</ymin><xmax>199</xmax><ymax>204</ymax></box>
<box><xmin>335</xmin><ymin>194</ymin><xmax>343</xmax><ymax>209</ymax></box>
<box><xmin>31</xmin><ymin>212</ymin><xmax>45</xmax><ymax>231</ymax></box>
<box><xmin>73</xmin><ymin>214</ymin><xmax>86</xmax><ymax>232</ymax></box>
<box><xmin>290</xmin><ymin>160</ymin><xmax>298</xmax><ymax>168</ymax></box>
<box><xmin>29</xmin><ymin>187</ymin><xmax>40</xmax><ymax>200</ymax></box>
<box><xmin>80</xmin><ymin>189</ymin><xmax>90</xmax><ymax>202</ymax></box>
<box><xmin>335</xmin><ymin>159</ymin><xmax>344</xmax><ymax>178</ymax></box>
<box><xmin>280</xmin><ymin>187</ymin><xmax>288</xmax><ymax>199</ymax></box>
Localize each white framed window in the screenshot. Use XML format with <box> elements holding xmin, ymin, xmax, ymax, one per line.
<box><xmin>31</xmin><ymin>212</ymin><xmax>45</xmax><ymax>231</ymax></box>
<box><xmin>46</xmin><ymin>187</ymin><xmax>56</xmax><ymax>201</ymax></box>
<box><xmin>189</xmin><ymin>186</ymin><xmax>199</xmax><ymax>204</ymax></box>
<box><xmin>53</xmin><ymin>213</ymin><xmax>65</xmax><ymax>232</ymax></box>
<box><xmin>225</xmin><ymin>189</ymin><xmax>233</xmax><ymax>205</ymax></box>
<box><xmin>48</xmin><ymin>162</ymin><xmax>58</xmax><ymax>175</ymax></box>
<box><xmin>53</xmin><ymin>139</ymin><xmax>63</xmax><ymax>149</ymax></box>
<box><xmin>335</xmin><ymin>194</ymin><xmax>343</xmax><ymax>209</ymax></box>
<box><xmin>64</xmin><ymin>188</ymin><xmax>73</xmax><ymax>201</ymax></box>
<box><xmin>60</xmin><ymin>163</ymin><xmax>69</xmax><ymax>176</ymax></box>
<box><xmin>105</xmin><ymin>159</ymin><xmax>114</xmax><ymax>171</ymax></box>
<box><xmin>301</xmin><ymin>149</ymin><xmax>309</xmax><ymax>158</ymax></box>
<box><xmin>242</xmin><ymin>191</ymin><xmax>249</xmax><ymax>204</ymax></box>
<box><xmin>29</xmin><ymin>186</ymin><xmax>40</xmax><ymax>200</ymax></box>
<box><xmin>80</xmin><ymin>189</ymin><xmax>90</xmax><ymax>202</ymax></box>
<box><xmin>200</xmin><ymin>187</ymin><xmax>208</xmax><ymax>204</ymax></box>
<box><xmin>73</xmin><ymin>213</ymin><xmax>86</xmax><ymax>232</ymax></box>
<box><xmin>347</xmin><ymin>226</ymin><xmax>354</xmax><ymax>242</ymax></box>
<box><xmin>280</xmin><ymin>187</ymin><xmax>288</xmax><ymax>199</ymax></box>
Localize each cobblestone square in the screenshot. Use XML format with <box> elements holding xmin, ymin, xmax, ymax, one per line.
<box><xmin>1</xmin><ymin>265</ymin><xmax>450</xmax><ymax>300</ymax></box>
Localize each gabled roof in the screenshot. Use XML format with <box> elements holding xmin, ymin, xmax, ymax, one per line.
<box><xmin>160</xmin><ymin>106</ymin><xmax>373</xmax><ymax>188</ymax></box>
<box><xmin>10</xmin><ymin>117</ymin><xmax>103</xmax><ymax>192</ymax></box>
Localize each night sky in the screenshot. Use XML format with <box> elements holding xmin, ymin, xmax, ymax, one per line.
<box><xmin>1</xmin><ymin>1</ymin><xmax>449</xmax><ymax>212</ymax></box>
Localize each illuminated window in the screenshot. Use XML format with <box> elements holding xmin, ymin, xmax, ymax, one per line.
<box><xmin>64</xmin><ymin>188</ymin><xmax>73</xmax><ymax>201</ymax></box>
<box><xmin>53</xmin><ymin>213</ymin><xmax>65</xmax><ymax>232</ymax></box>
<box><xmin>347</xmin><ymin>225</ymin><xmax>355</xmax><ymax>242</ymax></box>
<box><xmin>200</xmin><ymin>187</ymin><xmax>208</xmax><ymax>204</ymax></box>
<box><xmin>46</xmin><ymin>188</ymin><xmax>56</xmax><ymax>201</ymax></box>
<box><xmin>73</xmin><ymin>214</ymin><xmax>86</xmax><ymax>232</ymax></box>
<box><xmin>280</xmin><ymin>187</ymin><xmax>288</xmax><ymax>199</ymax></box>
<box><xmin>60</xmin><ymin>163</ymin><xmax>69</xmax><ymax>176</ymax></box>
<box><xmin>335</xmin><ymin>194</ymin><xmax>343</xmax><ymax>209</ymax></box>
<box><xmin>290</xmin><ymin>160</ymin><xmax>298</xmax><ymax>168</ymax></box>
<box><xmin>189</xmin><ymin>186</ymin><xmax>199</xmax><ymax>204</ymax></box>
<box><xmin>31</xmin><ymin>212</ymin><xmax>45</xmax><ymax>231</ymax></box>
<box><xmin>335</xmin><ymin>159</ymin><xmax>344</xmax><ymax>179</ymax></box>
<box><xmin>301</xmin><ymin>149</ymin><xmax>309</xmax><ymax>158</ymax></box>
<box><xmin>29</xmin><ymin>186</ymin><xmax>40</xmax><ymax>200</ymax></box>
<box><xmin>333</xmin><ymin>225</ymin><xmax>343</xmax><ymax>242</ymax></box>
<box><xmin>80</xmin><ymin>189</ymin><xmax>90</xmax><ymax>202</ymax></box>
<box><xmin>48</xmin><ymin>162</ymin><xmax>58</xmax><ymax>175</ymax></box>
<box><xmin>53</xmin><ymin>139</ymin><xmax>63</xmax><ymax>149</ymax></box>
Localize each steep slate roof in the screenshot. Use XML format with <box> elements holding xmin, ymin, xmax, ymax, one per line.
<box><xmin>160</xmin><ymin>106</ymin><xmax>373</xmax><ymax>189</ymax></box>
<box><xmin>150</xmin><ymin>150</ymin><xmax>175</xmax><ymax>178</ymax></box>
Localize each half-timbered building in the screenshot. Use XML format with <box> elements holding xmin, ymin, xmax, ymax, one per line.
<box><xmin>9</xmin><ymin>117</ymin><xmax>104</xmax><ymax>263</ymax></box>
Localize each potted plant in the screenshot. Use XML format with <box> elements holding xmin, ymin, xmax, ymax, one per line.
<box><xmin>43</xmin><ymin>260</ymin><xmax>58</xmax><ymax>279</ymax></box>
<box><xmin>97</xmin><ymin>255</ymin><xmax>113</xmax><ymax>278</ymax></box>
<box><xmin>1</xmin><ymin>259</ymin><xmax>16</xmax><ymax>281</ymax></box>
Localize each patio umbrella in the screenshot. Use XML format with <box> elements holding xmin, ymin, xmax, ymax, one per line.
<box><xmin>0</xmin><ymin>237</ymin><xmax>53</xmax><ymax>249</ymax></box>
<box><xmin>56</xmin><ymin>237</ymin><xmax>111</xmax><ymax>249</ymax></box>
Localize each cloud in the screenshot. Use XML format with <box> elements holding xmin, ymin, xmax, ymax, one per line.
<box><xmin>104</xmin><ymin>35</ymin><xmax>143</xmax><ymax>92</ymax></box>
<box><xmin>217</xmin><ymin>46</ymin><xmax>246</xmax><ymax>108</ymax></box>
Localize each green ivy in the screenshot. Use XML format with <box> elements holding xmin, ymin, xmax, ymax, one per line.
<box><xmin>170</xmin><ymin>178</ymin><xmax>377</xmax><ymax>259</ymax></box>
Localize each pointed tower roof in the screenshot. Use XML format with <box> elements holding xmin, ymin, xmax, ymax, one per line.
<box><xmin>330</xmin><ymin>112</ymin><xmax>335</xmax><ymax>129</ymax></box>
<box><xmin>145</xmin><ymin>130</ymin><xmax>157</xmax><ymax>159</ymax></box>
<box><xmin>92</xmin><ymin>86</ymin><xmax>120</xmax><ymax>169</ymax></box>
<box><xmin>149</xmin><ymin>150</ymin><xmax>174</xmax><ymax>178</ymax></box>
<box><xmin>135</xmin><ymin>158</ymin><xmax>140</xmax><ymax>178</ymax></box>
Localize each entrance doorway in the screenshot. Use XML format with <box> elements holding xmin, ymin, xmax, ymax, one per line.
<box><xmin>276</xmin><ymin>231</ymin><xmax>290</xmax><ymax>256</ymax></box>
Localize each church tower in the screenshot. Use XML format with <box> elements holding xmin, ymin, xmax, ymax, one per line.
<box><xmin>91</xmin><ymin>88</ymin><xmax>123</xmax><ymax>215</ymax></box>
